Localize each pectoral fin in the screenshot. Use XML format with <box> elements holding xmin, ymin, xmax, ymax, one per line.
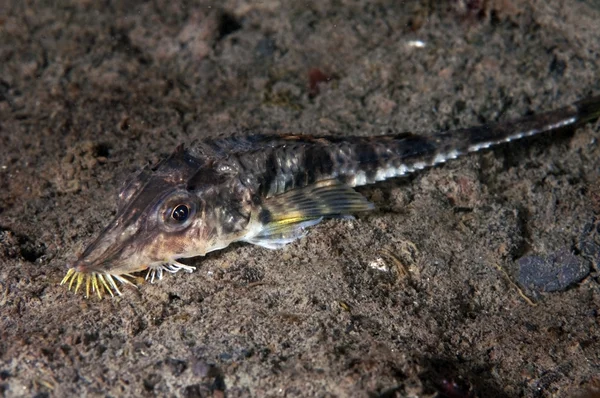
<box><xmin>243</xmin><ymin>179</ymin><xmax>374</xmax><ymax>249</ymax></box>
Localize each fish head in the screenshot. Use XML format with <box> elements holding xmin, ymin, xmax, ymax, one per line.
<box><xmin>61</xmin><ymin>147</ymin><xmax>212</xmax><ymax>298</ymax></box>
<box><xmin>74</xmin><ymin>184</ymin><xmax>206</xmax><ymax>274</ymax></box>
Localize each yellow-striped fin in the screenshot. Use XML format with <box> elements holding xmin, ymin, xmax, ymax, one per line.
<box><xmin>260</xmin><ymin>179</ymin><xmax>374</xmax><ymax>225</ymax></box>
<box><xmin>244</xmin><ymin>179</ymin><xmax>374</xmax><ymax>249</ymax></box>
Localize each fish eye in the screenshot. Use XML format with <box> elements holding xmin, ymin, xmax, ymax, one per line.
<box><xmin>159</xmin><ymin>191</ymin><xmax>197</xmax><ymax>231</ymax></box>
<box><xmin>171</xmin><ymin>204</ymin><xmax>190</xmax><ymax>222</ymax></box>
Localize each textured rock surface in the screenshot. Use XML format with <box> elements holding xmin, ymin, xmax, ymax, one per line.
<box><xmin>517</xmin><ymin>250</ymin><xmax>590</xmax><ymax>293</ymax></box>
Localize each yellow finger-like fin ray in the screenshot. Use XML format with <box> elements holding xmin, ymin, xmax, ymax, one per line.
<box><xmin>74</xmin><ymin>272</ymin><xmax>84</xmax><ymax>294</ymax></box>
<box><xmin>97</xmin><ymin>274</ymin><xmax>114</xmax><ymax>297</ymax></box>
<box><xmin>60</xmin><ymin>268</ymin><xmax>137</xmax><ymax>299</ymax></box>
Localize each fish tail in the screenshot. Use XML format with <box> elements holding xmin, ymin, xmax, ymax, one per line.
<box><xmin>336</xmin><ymin>95</ymin><xmax>600</xmax><ymax>187</ymax></box>
<box><xmin>574</xmin><ymin>95</ymin><xmax>600</xmax><ymax>124</ymax></box>
<box><xmin>233</xmin><ymin>96</ymin><xmax>600</xmax><ymax>193</ymax></box>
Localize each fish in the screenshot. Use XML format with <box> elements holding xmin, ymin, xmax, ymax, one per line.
<box><xmin>61</xmin><ymin>95</ymin><xmax>600</xmax><ymax>298</ymax></box>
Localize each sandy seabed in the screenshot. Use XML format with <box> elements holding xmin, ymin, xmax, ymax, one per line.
<box><xmin>1</xmin><ymin>1</ymin><xmax>600</xmax><ymax>397</ymax></box>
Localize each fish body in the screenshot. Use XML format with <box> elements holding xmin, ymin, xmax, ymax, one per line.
<box><xmin>62</xmin><ymin>96</ymin><xmax>600</xmax><ymax>298</ymax></box>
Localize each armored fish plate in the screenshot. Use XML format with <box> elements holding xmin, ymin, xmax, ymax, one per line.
<box><xmin>61</xmin><ymin>96</ymin><xmax>600</xmax><ymax>298</ymax></box>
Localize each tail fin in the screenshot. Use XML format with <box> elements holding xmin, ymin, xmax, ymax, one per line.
<box><xmin>440</xmin><ymin>95</ymin><xmax>600</xmax><ymax>154</ymax></box>
<box><xmin>227</xmin><ymin>96</ymin><xmax>600</xmax><ymax>193</ymax></box>
<box><xmin>338</xmin><ymin>95</ymin><xmax>600</xmax><ymax>187</ymax></box>
<box><xmin>573</xmin><ymin>95</ymin><xmax>600</xmax><ymax>124</ymax></box>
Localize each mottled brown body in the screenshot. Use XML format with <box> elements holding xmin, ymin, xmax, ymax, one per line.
<box><xmin>62</xmin><ymin>96</ymin><xmax>600</xmax><ymax>298</ymax></box>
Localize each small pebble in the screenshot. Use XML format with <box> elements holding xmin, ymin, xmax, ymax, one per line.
<box><xmin>517</xmin><ymin>249</ymin><xmax>590</xmax><ymax>292</ymax></box>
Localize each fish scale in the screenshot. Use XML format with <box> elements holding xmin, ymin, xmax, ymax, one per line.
<box><xmin>61</xmin><ymin>95</ymin><xmax>600</xmax><ymax>298</ymax></box>
<box><xmin>224</xmin><ymin>96</ymin><xmax>600</xmax><ymax>195</ymax></box>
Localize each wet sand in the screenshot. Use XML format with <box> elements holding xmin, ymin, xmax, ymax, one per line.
<box><xmin>1</xmin><ymin>1</ymin><xmax>600</xmax><ymax>396</ymax></box>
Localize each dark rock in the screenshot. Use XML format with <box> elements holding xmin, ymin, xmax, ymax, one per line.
<box><xmin>517</xmin><ymin>249</ymin><xmax>590</xmax><ymax>292</ymax></box>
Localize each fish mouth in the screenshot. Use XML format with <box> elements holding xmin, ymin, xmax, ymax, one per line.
<box><xmin>60</xmin><ymin>258</ymin><xmax>197</xmax><ymax>299</ymax></box>
<box><xmin>60</xmin><ymin>256</ymin><xmax>144</xmax><ymax>298</ymax></box>
<box><xmin>59</xmin><ymin>229</ymin><xmax>200</xmax><ymax>298</ymax></box>
<box><xmin>60</xmin><ymin>218</ymin><xmax>150</xmax><ymax>298</ymax></box>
